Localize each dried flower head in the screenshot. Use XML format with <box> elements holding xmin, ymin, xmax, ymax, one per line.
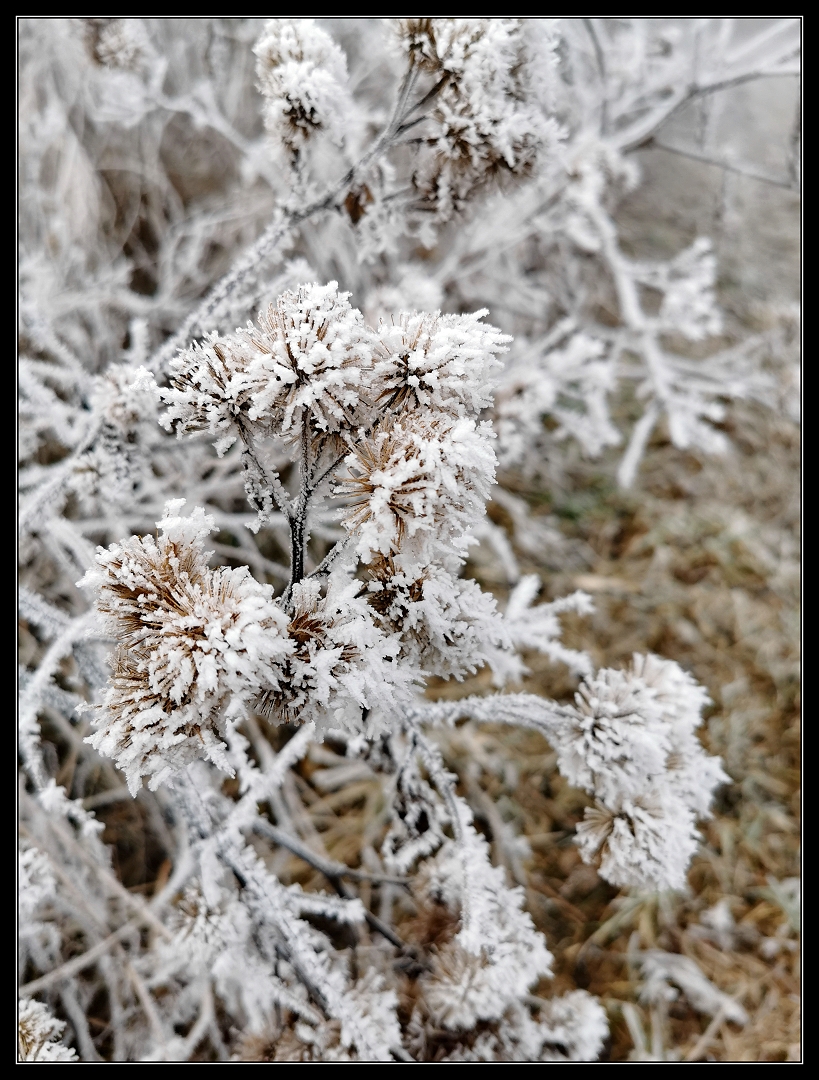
<box><xmin>242</xmin><ymin>282</ymin><xmax>374</xmax><ymax>440</ymax></box>
<box><xmin>255</xmin><ymin>576</ymin><xmax>416</xmax><ymax>735</ymax></box>
<box><xmin>366</xmin><ymin>554</ymin><xmax>509</xmax><ymax>679</ymax></box>
<box><xmin>18</xmin><ymin>998</ymin><xmax>78</xmax><ymax>1062</ymax></box>
<box><xmin>164</xmin><ymin>282</ymin><xmax>376</xmax><ymax>451</ymax></box>
<box><xmin>163</xmin><ymin>331</ymin><xmax>257</xmax><ymax>449</ymax></box>
<box><xmin>254</xmin><ymin>19</ymin><xmax>354</xmax><ymax>156</ymax></box>
<box><xmin>548</xmin><ymin>654</ymin><xmax>726</xmax><ymax>891</ymax></box>
<box><xmin>554</xmin><ymin>665</ymin><xmax>672</xmax><ymax>808</ymax></box>
<box><xmin>255</xmin><ymin>577</ymin><xmax>358</xmax><ymax>726</ymax></box>
<box><xmin>339</xmin><ymin>413</ymin><xmax>496</xmax><ymax>560</ymax></box>
<box><xmin>575</xmin><ymin>796</ymin><xmax>700</xmax><ymax>893</ymax></box>
<box><xmin>374</xmin><ymin>310</ymin><xmax>509</xmax><ymax>417</ymax></box>
<box><xmin>84</xmin><ymin>17</ymin><xmax>151</xmax><ymax>71</ymax></box>
<box><xmin>396</xmin><ymin>19</ymin><xmax>560</xmax><ymax>220</ymax></box>
<box><xmin>163</xmin><ymin>282</ymin><xmax>374</xmax><ymax>451</ymax></box>
<box><xmin>80</xmin><ymin>500</ymin><xmax>292</xmax><ymax>793</ymax></box>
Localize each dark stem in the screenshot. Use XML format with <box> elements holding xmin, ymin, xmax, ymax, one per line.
<box><xmin>285</xmin><ymin>424</ymin><xmax>312</xmax><ymax>600</ymax></box>
<box><xmin>289</xmin><ymin>510</ymin><xmax>306</xmax><ymax>593</ymax></box>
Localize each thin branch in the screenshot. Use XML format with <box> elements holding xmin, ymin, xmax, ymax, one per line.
<box><xmin>18</xmin><ymin>418</ymin><xmax>102</xmax><ymax>536</ymax></box>
<box><xmin>617</xmin><ymin>402</ymin><xmax>661</xmax><ymax>490</ymax></box>
<box><xmin>215</xmin><ymin>845</ymin><xmax>333</xmax><ymax>1019</ymax></box>
<box><xmin>237</xmin><ymin>415</ymin><xmax>293</xmax><ymax>521</ymax></box>
<box><xmin>334</xmin><ymin>878</ymin><xmax>411</xmax><ymax>953</ymax></box>
<box><xmin>619</xmin><ymin>69</ymin><xmax>801</xmax><ymax>154</ymax></box>
<box><xmin>20</xmin><ymin>917</ymin><xmax>145</xmax><ymax>996</ymax></box>
<box><xmin>395</xmin><ymin>113</ymin><xmax>432</xmax><ymax>137</ymax></box>
<box><xmin>252</xmin><ymin>818</ymin><xmax>408</xmax><ymax>886</ymax></box>
<box><xmin>306</xmin><ymin>533</ymin><xmax>354</xmax><ymax>580</ymax></box>
<box><xmin>685</xmin><ymin>1004</ymin><xmax>728</xmax><ymax>1062</ymax></box>
<box><xmin>126</xmin><ymin>961</ymin><xmax>170</xmax><ymax>1054</ymax></box>
<box><xmin>651</xmin><ymin>139</ymin><xmax>799</xmax><ymax>190</ymax></box>
<box><xmin>60</xmin><ymin>983</ymin><xmax>103</xmax><ymax>1062</ymax></box>
<box><xmin>306</xmin><ymin>451</ymin><xmax>346</xmax><ymax>496</ymax></box>
<box><xmin>400</xmin><ymin>72</ymin><xmax>450</xmax><ymax>122</ymax></box>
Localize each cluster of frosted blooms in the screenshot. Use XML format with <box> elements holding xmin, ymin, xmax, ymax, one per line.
<box><xmin>88</xmin><ymin>287</ymin><xmax>532</xmax><ymax>797</ymax></box>
<box><xmin>81</xmin><ymin>500</ymin><xmax>428</xmax><ymax>791</ymax></box>
<box><xmin>163</xmin><ymin>285</ymin><xmax>508</xmax><ymax>453</ymax></box>
<box><xmin>253</xmin><ymin>19</ymin><xmax>355</xmax><ymax>156</ymax></box>
<box><xmin>551</xmin><ymin>653</ymin><xmax>728</xmax><ymax>891</ymax></box>
<box><xmin>18</xmin><ymin>998</ymin><xmax>78</xmax><ymax>1062</ymax></box>
<box><xmin>395</xmin><ymin>19</ymin><xmax>561</xmax><ymax>220</ymax></box>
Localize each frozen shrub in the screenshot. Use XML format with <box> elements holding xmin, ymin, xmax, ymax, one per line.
<box><xmin>18</xmin><ymin>17</ymin><xmax>797</xmax><ymax>1062</ymax></box>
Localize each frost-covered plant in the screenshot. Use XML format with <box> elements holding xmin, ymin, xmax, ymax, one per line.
<box><xmin>18</xmin><ymin>997</ymin><xmax>79</xmax><ymax>1062</ymax></box>
<box><xmin>19</xmin><ymin>17</ymin><xmax>797</xmax><ymax>1062</ymax></box>
<box><xmin>32</xmin><ymin>281</ymin><xmax>722</xmax><ymax>1060</ymax></box>
<box><xmin>560</xmin><ymin>654</ymin><xmax>730</xmax><ymax>892</ymax></box>
<box><xmin>79</xmin><ymin>501</ymin><xmax>293</xmax><ymax>793</ymax></box>
<box><xmin>254</xmin><ymin>19</ymin><xmax>355</xmax><ymax>160</ymax></box>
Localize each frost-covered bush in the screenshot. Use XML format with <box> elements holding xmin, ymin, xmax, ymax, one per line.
<box><xmin>18</xmin><ymin>18</ymin><xmax>798</xmax><ymax>1062</ymax></box>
